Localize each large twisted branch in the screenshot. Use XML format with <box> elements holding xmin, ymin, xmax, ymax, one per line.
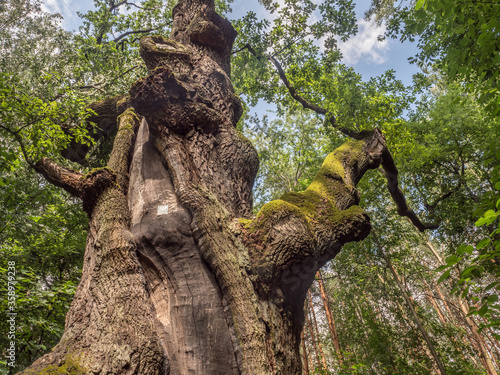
<box><xmin>238</xmin><ymin>44</ymin><xmax>438</xmax><ymax>231</ymax></box>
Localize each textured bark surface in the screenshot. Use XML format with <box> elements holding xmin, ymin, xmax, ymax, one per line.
<box><xmin>128</xmin><ymin>119</ymin><xmax>239</xmax><ymax>374</ymax></box>
<box><xmin>24</xmin><ymin>110</ymin><xmax>167</xmax><ymax>375</ymax></box>
<box><xmin>23</xmin><ymin>0</ymin><xmax>396</xmax><ymax>374</ymax></box>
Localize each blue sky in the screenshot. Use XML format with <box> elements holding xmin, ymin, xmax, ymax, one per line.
<box><xmin>41</xmin><ymin>0</ymin><xmax>420</xmax><ymax>86</ymax></box>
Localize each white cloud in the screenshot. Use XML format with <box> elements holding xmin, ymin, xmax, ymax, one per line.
<box><xmin>41</xmin><ymin>0</ymin><xmax>62</xmax><ymax>14</ymax></box>
<box><xmin>338</xmin><ymin>18</ymin><xmax>389</xmax><ymax>65</ymax></box>
<box><xmin>41</xmin><ymin>0</ymin><xmax>84</xmax><ymax>29</ymax></box>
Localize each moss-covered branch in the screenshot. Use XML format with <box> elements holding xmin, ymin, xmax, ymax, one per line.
<box><xmin>243</xmin><ymin>44</ymin><xmax>437</xmax><ymax>233</ymax></box>
<box><xmin>239</xmin><ymin>130</ymin><xmax>386</xmax><ymax>302</ymax></box>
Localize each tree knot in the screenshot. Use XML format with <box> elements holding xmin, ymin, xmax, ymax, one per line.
<box><xmin>130</xmin><ymin>66</ymin><xmax>223</xmax><ymax>134</ymax></box>
<box><xmin>80</xmin><ymin>168</ymin><xmax>117</xmax><ymax>214</ymax></box>
<box><xmin>363</xmin><ymin>127</ymin><xmax>386</xmax><ymax>161</ymax></box>
<box><xmin>139</xmin><ymin>36</ymin><xmax>192</xmax><ymax>71</ymax></box>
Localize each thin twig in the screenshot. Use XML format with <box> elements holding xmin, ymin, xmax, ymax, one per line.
<box><xmin>79</xmin><ymin>85</ymin><xmax>106</xmax><ymax>93</ymax></box>
<box><xmin>113</xmin><ymin>28</ymin><xmax>159</xmax><ymax>43</ymax></box>
<box><xmin>0</xmin><ymin>123</ymin><xmax>36</xmax><ymax>168</ymax></box>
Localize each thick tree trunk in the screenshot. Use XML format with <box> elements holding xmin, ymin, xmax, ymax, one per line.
<box><xmin>22</xmin><ymin>0</ymin><xmax>394</xmax><ymax>373</ymax></box>
<box><xmin>26</xmin><ymin>110</ymin><xmax>168</xmax><ymax>374</ymax></box>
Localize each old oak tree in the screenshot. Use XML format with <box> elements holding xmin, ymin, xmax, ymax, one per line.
<box><xmin>21</xmin><ymin>0</ymin><xmax>434</xmax><ymax>373</ymax></box>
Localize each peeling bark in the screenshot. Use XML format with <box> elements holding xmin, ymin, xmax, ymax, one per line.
<box><xmin>317</xmin><ymin>271</ymin><xmax>343</xmax><ymax>366</ymax></box>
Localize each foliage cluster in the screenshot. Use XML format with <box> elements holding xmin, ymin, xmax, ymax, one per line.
<box><xmin>368</xmin><ymin>0</ymin><xmax>500</xmax><ymax>114</ymax></box>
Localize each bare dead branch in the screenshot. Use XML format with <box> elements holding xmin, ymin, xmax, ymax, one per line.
<box><xmin>109</xmin><ymin>0</ymin><xmax>128</xmax><ymax>12</ymax></box>
<box><xmin>381</xmin><ymin>149</ymin><xmax>439</xmax><ymax>231</ymax></box>
<box><xmin>232</xmin><ymin>44</ymin><xmax>262</xmax><ymax>59</ymax></box>
<box><xmin>50</xmin><ymin>66</ymin><xmax>139</xmax><ymax>103</ymax></box>
<box><xmin>110</xmin><ymin>0</ymin><xmax>162</xmax><ymax>12</ymax></box>
<box><xmin>268</xmin><ymin>55</ymin><xmax>328</xmax><ymax>116</ymax></box>
<box><xmin>425</xmin><ymin>186</ymin><xmax>460</xmax><ymax>211</ymax></box>
<box><xmin>79</xmin><ymin>85</ymin><xmax>106</xmax><ymax>93</ymax></box>
<box><xmin>113</xmin><ymin>28</ymin><xmax>159</xmax><ymax>44</ymax></box>
<box><xmin>238</xmin><ymin>44</ymin><xmax>362</xmax><ymax>139</ymax></box>
<box><xmin>413</xmin><ymin>176</ymin><xmax>461</xmax><ymax>211</ymax></box>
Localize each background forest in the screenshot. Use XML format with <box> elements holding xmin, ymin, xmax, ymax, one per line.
<box><xmin>0</xmin><ymin>0</ymin><xmax>499</xmax><ymax>374</ymax></box>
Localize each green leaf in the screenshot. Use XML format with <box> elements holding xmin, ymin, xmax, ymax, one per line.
<box><xmin>461</xmin><ymin>285</ymin><xmax>470</xmax><ymax>298</ymax></box>
<box><xmin>450</xmin><ymin>285</ymin><xmax>460</xmax><ymax>294</ymax></box>
<box><xmin>472</xmin><ymin>267</ymin><xmax>483</xmax><ymax>278</ymax></box>
<box><xmin>415</xmin><ymin>0</ymin><xmax>426</xmax><ymax>10</ymax></box>
<box><xmin>461</xmin><ymin>265</ymin><xmax>476</xmax><ymax>277</ymax></box>
<box><xmin>456</xmin><ymin>244</ymin><xmax>467</xmax><ymax>255</ymax></box>
<box><xmin>487</xmin><ymin>295</ymin><xmax>499</xmax><ymax>303</ymax></box>
<box><xmin>484</xmin><ymin>209</ymin><xmax>497</xmax><ymax>218</ymax></box>
<box><xmin>478</xmin><ymin>304</ymin><xmax>489</xmax><ymax>317</ymax></box>
<box><xmin>437</xmin><ymin>269</ymin><xmax>451</xmax><ymax>284</ymax></box>
<box><xmin>484</xmin><ymin>282</ymin><xmax>499</xmax><ymax>292</ymax></box>
<box><xmin>477</xmin><ymin>238</ymin><xmax>491</xmax><ymax>250</ymax></box>
<box><xmin>435</xmin><ymin>264</ymin><xmax>449</xmax><ymax>272</ymax></box>
<box><xmin>457</xmin><ymin>244</ymin><xmax>473</xmax><ymax>256</ymax></box>
<box><xmin>476</xmin><ymin>210</ymin><xmax>499</xmax><ymax>226</ymax></box>
<box><xmin>446</xmin><ymin>254</ymin><xmax>461</xmax><ymax>266</ymax></box>
<box><xmin>465</xmin><ymin>245</ymin><xmax>473</xmax><ymax>255</ymax></box>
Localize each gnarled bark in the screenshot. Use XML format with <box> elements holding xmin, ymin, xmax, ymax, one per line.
<box><xmin>22</xmin><ymin>0</ymin><xmax>427</xmax><ymax>374</ymax></box>
<box><xmin>24</xmin><ymin>110</ymin><xmax>167</xmax><ymax>374</ymax></box>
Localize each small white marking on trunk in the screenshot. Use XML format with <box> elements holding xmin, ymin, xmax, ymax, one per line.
<box><xmin>157</xmin><ymin>205</ymin><xmax>169</xmax><ymax>215</ymax></box>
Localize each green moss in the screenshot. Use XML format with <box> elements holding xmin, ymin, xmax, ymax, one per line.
<box><xmin>116</xmin><ymin>95</ymin><xmax>130</xmax><ymax>112</ymax></box>
<box><xmin>318</xmin><ymin>151</ymin><xmax>345</xmax><ymax>179</ymax></box>
<box><xmin>26</xmin><ymin>354</ymin><xmax>87</xmax><ymax>375</ymax></box>
<box><xmin>117</xmin><ymin>108</ymin><xmax>139</xmax><ymax>128</ymax></box>
<box><xmin>256</xmin><ymin>199</ymin><xmax>305</xmax><ymax>221</ymax></box>
<box><xmin>238</xmin><ymin>217</ymin><xmax>253</xmax><ymax>229</ymax></box>
<box><xmin>82</xmin><ymin>166</ymin><xmax>114</xmax><ymax>179</ymax></box>
<box><xmin>235</xmin><ymin>128</ymin><xmax>250</xmax><ymax>143</ymax></box>
<box><xmin>281</xmin><ymin>191</ymin><xmax>321</xmax><ymax>218</ymax></box>
<box><xmin>317</xmin><ymin>205</ymin><xmax>365</xmax><ymax>228</ymax></box>
<box><xmin>245</xmin><ymin>138</ymin><xmax>368</xmax><ymax>237</ymax></box>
